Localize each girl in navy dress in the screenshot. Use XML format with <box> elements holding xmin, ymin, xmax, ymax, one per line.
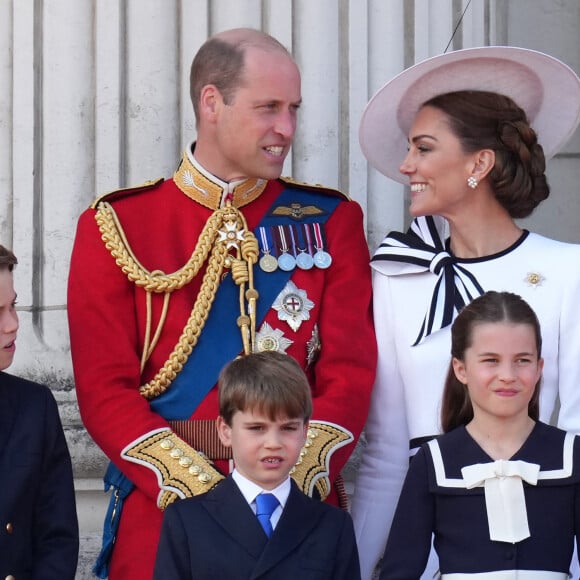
<box><xmin>380</xmin><ymin>291</ymin><xmax>580</xmax><ymax>579</ymax></box>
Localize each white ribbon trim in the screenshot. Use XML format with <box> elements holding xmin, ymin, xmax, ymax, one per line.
<box><xmin>442</xmin><ymin>572</ymin><xmax>568</xmax><ymax>579</ymax></box>
<box><xmin>461</xmin><ymin>459</ymin><xmax>540</xmax><ymax>543</ymax></box>
<box><xmin>428</xmin><ymin>433</ymin><xmax>576</xmax><ymax>488</ymax></box>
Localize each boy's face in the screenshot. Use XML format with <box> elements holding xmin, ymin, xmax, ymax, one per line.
<box><xmin>0</xmin><ymin>269</ymin><xmax>18</xmax><ymax>371</ymax></box>
<box><xmin>217</xmin><ymin>408</ymin><xmax>308</xmax><ymax>490</ymax></box>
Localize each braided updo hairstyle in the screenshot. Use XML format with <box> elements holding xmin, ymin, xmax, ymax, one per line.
<box><xmin>423</xmin><ymin>91</ymin><xmax>549</xmax><ymax>218</ymax></box>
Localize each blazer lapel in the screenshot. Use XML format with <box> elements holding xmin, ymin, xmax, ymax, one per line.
<box><xmin>250</xmin><ymin>481</ymin><xmax>323</xmax><ymax>579</ymax></box>
<box><xmin>203</xmin><ymin>476</ymin><xmax>269</xmax><ymax>559</ymax></box>
<box><xmin>0</xmin><ymin>374</ymin><xmax>18</xmax><ymax>457</ymax></box>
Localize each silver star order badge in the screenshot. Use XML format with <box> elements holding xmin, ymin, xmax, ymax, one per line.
<box><xmin>218</xmin><ymin>221</ymin><xmax>245</xmax><ymax>249</ymax></box>
<box><xmin>255</xmin><ymin>322</ymin><xmax>293</xmax><ymax>354</ymax></box>
<box><xmin>273</xmin><ymin>280</ymin><xmax>314</xmax><ymax>332</ymax></box>
<box><xmin>524</xmin><ymin>271</ymin><xmax>545</xmax><ymax>288</ymax></box>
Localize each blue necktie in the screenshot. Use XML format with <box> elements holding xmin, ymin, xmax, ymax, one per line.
<box><xmin>255</xmin><ymin>493</ymin><xmax>279</xmax><ymax>538</ymax></box>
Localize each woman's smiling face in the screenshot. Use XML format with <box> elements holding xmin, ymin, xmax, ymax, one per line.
<box><xmin>399</xmin><ymin>105</ymin><xmax>480</xmax><ymax>218</ymax></box>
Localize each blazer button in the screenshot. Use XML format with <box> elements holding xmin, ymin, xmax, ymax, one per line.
<box><xmin>5</xmin><ymin>522</ymin><xmax>13</xmax><ymax>534</ymax></box>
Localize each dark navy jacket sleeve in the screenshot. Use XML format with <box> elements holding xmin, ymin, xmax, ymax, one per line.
<box><xmin>379</xmin><ymin>447</ymin><xmax>434</xmax><ymax>579</ymax></box>
<box><xmin>0</xmin><ymin>373</ymin><xmax>79</xmax><ymax>579</ymax></box>
<box><xmin>33</xmin><ymin>383</ymin><xmax>80</xmax><ymax>577</ymax></box>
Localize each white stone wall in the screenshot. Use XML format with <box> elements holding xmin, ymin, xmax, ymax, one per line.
<box><xmin>0</xmin><ymin>1</ymin><xmax>578</xmax><ymax>577</ymax></box>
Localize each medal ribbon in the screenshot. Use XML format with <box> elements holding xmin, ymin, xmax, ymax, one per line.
<box><xmin>258</xmin><ymin>227</ymin><xmax>271</xmax><ymax>256</ymax></box>
<box><xmin>278</xmin><ymin>225</ymin><xmax>291</xmax><ymax>256</ymax></box>
<box><xmin>313</xmin><ymin>222</ymin><xmax>326</xmax><ymax>252</ymax></box>
<box><xmin>287</xmin><ymin>224</ymin><xmax>298</xmax><ymax>257</ymax></box>
<box><xmin>295</xmin><ymin>224</ymin><xmax>309</xmax><ymax>256</ymax></box>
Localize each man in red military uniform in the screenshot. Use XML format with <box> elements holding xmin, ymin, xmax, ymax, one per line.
<box><xmin>68</xmin><ymin>27</ymin><xmax>376</xmax><ymax>579</ymax></box>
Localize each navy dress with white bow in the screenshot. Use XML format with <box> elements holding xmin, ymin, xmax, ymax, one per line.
<box><xmin>380</xmin><ymin>422</ymin><xmax>580</xmax><ymax>579</ymax></box>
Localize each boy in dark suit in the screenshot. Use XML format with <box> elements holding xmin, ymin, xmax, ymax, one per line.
<box><xmin>0</xmin><ymin>245</ymin><xmax>78</xmax><ymax>578</ymax></box>
<box><xmin>153</xmin><ymin>351</ymin><xmax>361</xmax><ymax>579</ymax></box>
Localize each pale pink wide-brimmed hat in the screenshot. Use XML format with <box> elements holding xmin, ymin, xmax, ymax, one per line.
<box><xmin>359</xmin><ymin>46</ymin><xmax>580</xmax><ymax>184</ymax></box>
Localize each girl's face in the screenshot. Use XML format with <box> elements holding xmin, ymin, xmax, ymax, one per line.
<box><xmin>399</xmin><ymin>105</ymin><xmax>480</xmax><ymax>219</ymax></box>
<box><xmin>452</xmin><ymin>321</ymin><xmax>543</xmax><ymax>423</ymax></box>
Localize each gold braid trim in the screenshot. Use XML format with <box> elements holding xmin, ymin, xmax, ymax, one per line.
<box><xmin>289</xmin><ymin>421</ymin><xmax>354</xmax><ymax>500</ymax></box>
<box><xmin>96</xmin><ymin>201</ymin><xmax>225</xmax><ymax>292</ymax></box>
<box><xmin>94</xmin><ymin>201</ymin><xmax>259</xmax><ymax>399</ymax></box>
<box><xmin>139</xmin><ymin>241</ymin><xmax>227</xmax><ymax>399</ymax></box>
<box><xmin>121</xmin><ymin>429</ymin><xmax>225</xmax><ymax>509</ymax></box>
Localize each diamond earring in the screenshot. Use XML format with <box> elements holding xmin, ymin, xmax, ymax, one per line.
<box><xmin>467</xmin><ymin>176</ymin><xmax>478</xmax><ymax>189</ymax></box>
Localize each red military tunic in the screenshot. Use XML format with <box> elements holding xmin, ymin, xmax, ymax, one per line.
<box><xmin>68</xmin><ymin>150</ymin><xmax>376</xmax><ymax>579</ymax></box>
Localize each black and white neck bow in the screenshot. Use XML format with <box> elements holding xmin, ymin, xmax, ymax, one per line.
<box><xmin>371</xmin><ymin>215</ymin><xmax>484</xmax><ymax>345</ymax></box>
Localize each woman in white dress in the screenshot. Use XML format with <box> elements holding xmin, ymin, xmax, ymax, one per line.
<box><xmin>350</xmin><ymin>46</ymin><xmax>580</xmax><ymax>580</ymax></box>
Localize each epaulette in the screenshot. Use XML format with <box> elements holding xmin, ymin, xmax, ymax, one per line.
<box><xmin>90</xmin><ymin>178</ymin><xmax>165</xmax><ymax>209</ymax></box>
<box><xmin>279</xmin><ymin>176</ymin><xmax>351</xmax><ymax>201</ymax></box>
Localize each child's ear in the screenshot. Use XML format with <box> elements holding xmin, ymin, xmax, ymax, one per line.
<box><xmin>452</xmin><ymin>357</ymin><xmax>467</xmax><ymax>385</ymax></box>
<box><xmin>216</xmin><ymin>415</ymin><xmax>233</xmax><ymax>447</ymax></box>
<box><xmin>536</xmin><ymin>357</ymin><xmax>544</xmax><ymax>382</ymax></box>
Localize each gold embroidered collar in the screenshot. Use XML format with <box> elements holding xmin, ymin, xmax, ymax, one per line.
<box><xmin>174</xmin><ymin>146</ymin><xmax>267</xmax><ymax>210</ymax></box>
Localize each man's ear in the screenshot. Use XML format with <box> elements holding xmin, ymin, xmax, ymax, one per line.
<box><xmin>199</xmin><ymin>84</ymin><xmax>222</xmax><ymax>122</ymax></box>
<box><xmin>216</xmin><ymin>415</ymin><xmax>233</xmax><ymax>447</ymax></box>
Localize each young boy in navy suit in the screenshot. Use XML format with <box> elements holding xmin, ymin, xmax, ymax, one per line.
<box><xmin>153</xmin><ymin>351</ymin><xmax>361</xmax><ymax>579</ymax></box>
<box><xmin>0</xmin><ymin>245</ymin><xmax>78</xmax><ymax>578</ymax></box>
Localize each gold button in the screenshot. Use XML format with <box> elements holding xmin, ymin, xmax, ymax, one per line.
<box><xmin>5</xmin><ymin>522</ymin><xmax>13</xmax><ymax>534</ymax></box>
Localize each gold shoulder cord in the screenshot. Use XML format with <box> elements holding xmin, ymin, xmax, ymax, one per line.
<box><xmin>95</xmin><ymin>201</ymin><xmax>259</xmax><ymax>399</ymax></box>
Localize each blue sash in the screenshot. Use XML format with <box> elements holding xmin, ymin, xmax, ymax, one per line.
<box><xmin>150</xmin><ymin>186</ymin><xmax>341</xmax><ymax>418</ymax></box>
<box><xmin>93</xmin><ymin>185</ymin><xmax>341</xmax><ymax>577</ymax></box>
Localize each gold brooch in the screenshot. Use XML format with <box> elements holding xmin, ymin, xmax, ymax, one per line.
<box><xmin>524</xmin><ymin>272</ymin><xmax>544</xmax><ymax>287</ymax></box>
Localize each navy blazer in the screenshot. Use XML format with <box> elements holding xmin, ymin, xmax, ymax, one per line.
<box><xmin>154</xmin><ymin>476</ymin><xmax>361</xmax><ymax>579</ymax></box>
<box><xmin>0</xmin><ymin>372</ymin><xmax>79</xmax><ymax>579</ymax></box>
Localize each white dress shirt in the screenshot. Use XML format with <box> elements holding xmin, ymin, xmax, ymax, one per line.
<box><xmin>231</xmin><ymin>469</ymin><xmax>291</xmax><ymax>531</ymax></box>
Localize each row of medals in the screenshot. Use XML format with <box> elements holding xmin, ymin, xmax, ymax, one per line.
<box><xmin>257</xmin><ymin>223</ymin><xmax>332</xmax><ymax>273</ymax></box>
<box><xmin>260</xmin><ymin>248</ymin><xmax>332</xmax><ymax>273</ymax></box>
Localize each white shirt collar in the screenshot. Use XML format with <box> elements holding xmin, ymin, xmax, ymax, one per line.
<box><xmin>231</xmin><ymin>469</ymin><xmax>291</xmax><ymax>510</ymax></box>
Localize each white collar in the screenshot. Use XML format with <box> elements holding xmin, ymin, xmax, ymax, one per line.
<box><xmin>231</xmin><ymin>469</ymin><xmax>291</xmax><ymax>509</ymax></box>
